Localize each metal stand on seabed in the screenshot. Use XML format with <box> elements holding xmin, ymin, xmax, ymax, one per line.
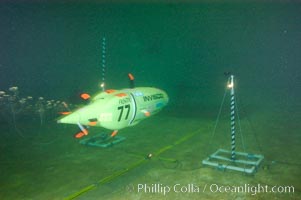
<box><xmin>79</xmin><ymin>133</ymin><xmax>126</xmax><ymax>148</ymax></box>
<box><xmin>202</xmin><ymin>75</ymin><xmax>264</xmax><ymax>174</ymax></box>
<box><xmin>79</xmin><ymin>37</ymin><xmax>126</xmax><ymax>148</ymax></box>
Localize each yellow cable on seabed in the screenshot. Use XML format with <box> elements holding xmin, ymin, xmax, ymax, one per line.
<box><xmin>64</xmin><ymin>184</ymin><xmax>96</xmax><ymax>200</ymax></box>
<box><xmin>64</xmin><ymin>127</ymin><xmax>202</xmax><ymax>200</ymax></box>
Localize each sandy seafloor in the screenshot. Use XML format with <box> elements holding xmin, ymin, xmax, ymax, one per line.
<box><xmin>0</xmin><ymin>1</ymin><xmax>301</xmax><ymax>200</ymax></box>
<box><xmin>0</xmin><ymin>101</ymin><xmax>300</xmax><ymax>199</ymax></box>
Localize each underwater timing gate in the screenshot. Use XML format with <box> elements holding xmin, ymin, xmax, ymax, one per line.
<box><xmin>100</xmin><ymin>37</ymin><xmax>106</xmax><ymax>91</ymax></box>
<box><xmin>228</xmin><ymin>75</ymin><xmax>236</xmax><ymax>160</ymax></box>
<box><xmin>202</xmin><ymin>74</ymin><xmax>264</xmax><ymax>174</ymax></box>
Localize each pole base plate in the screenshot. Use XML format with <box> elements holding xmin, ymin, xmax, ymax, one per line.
<box><xmin>202</xmin><ymin>149</ymin><xmax>264</xmax><ymax>174</ymax></box>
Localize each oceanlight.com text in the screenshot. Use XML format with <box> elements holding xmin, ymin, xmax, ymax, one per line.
<box><xmin>209</xmin><ymin>183</ymin><xmax>294</xmax><ymax>195</ymax></box>
<box><xmin>134</xmin><ymin>183</ymin><xmax>295</xmax><ymax>196</ymax></box>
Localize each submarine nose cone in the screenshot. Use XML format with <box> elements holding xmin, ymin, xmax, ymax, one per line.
<box><xmin>57</xmin><ymin>111</ymin><xmax>81</xmax><ymax>125</ymax></box>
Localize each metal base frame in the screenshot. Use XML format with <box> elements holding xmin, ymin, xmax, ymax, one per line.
<box><xmin>202</xmin><ymin>149</ymin><xmax>264</xmax><ymax>174</ymax></box>
<box><xmin>79</xmin><ymin>133</ymin><xmax>126</xmax><ymax>148</ymax></box>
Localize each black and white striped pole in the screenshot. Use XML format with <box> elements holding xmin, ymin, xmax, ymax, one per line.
<box><xmin>202</xmin><ymin>74</ymin><xmax>264</xmax><ymax>173</ymax></box>
<box><xmin>228</xmin><ymin>75</ymin><xmax>236</xmax><ymax>160</ymax></box>
<box><xmin>100</xmin><ymin>37</ymin><xmax>106</xmax><ymax>91</ymax></box>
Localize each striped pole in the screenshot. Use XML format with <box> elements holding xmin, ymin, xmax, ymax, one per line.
<box><xmin>228</xmin><ymin>75</ymin><xmax>236</xmax><ymax>160</ymax></box>
<box><xmin>101</xmin><ymin>37</ymin><xmax>106</xmax><ymax>91</ymax></box>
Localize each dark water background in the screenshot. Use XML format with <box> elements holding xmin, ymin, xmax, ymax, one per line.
<box><xmin>1</xmin><ymin>2</ymin><xmax>300</xmax><ymax>109</ymax></box>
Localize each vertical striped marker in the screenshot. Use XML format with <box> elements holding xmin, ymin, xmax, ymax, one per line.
<box><xmin>228</xmin><ymin>75</ymin><xmax>236</xmax><ymax>160</ymax></box>
<box><xmin>101</xmin><ymin>37</ymin><xmax>106</xmax><ymax>91</ymax></box>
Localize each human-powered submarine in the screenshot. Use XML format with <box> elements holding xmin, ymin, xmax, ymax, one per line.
<box><xmin>57</xmin><ymin>73</ymin><xmax>169</xmax><ymax>139</ymax></box>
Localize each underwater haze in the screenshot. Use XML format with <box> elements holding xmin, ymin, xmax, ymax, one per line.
<box><xmin>0</xmin><ymin>1</ymin><xmax>300</xmax><ymax>200</ymax></box>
